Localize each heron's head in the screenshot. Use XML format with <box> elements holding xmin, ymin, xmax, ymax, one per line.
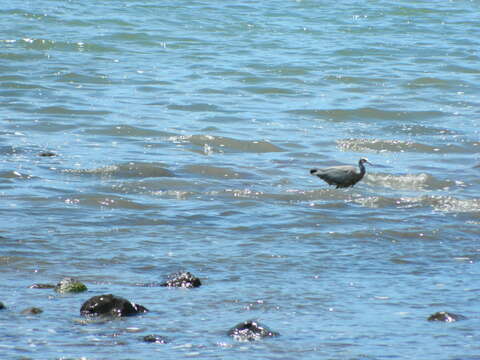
<box><xmin>359</xmin><ymin>158</ymin><xmax>371</xmax><ymax>166</ymax></box>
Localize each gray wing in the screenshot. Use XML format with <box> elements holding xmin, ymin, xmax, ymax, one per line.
<box><xmin>313</xmin><ymin>166</ymin><xmax>357</xmax><ymax>186</ymax></box>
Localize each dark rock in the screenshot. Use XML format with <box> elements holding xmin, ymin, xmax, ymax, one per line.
<box><xmin>227</xmin><ymin>320</ymin><xmax>279</xmax><ymax>341</ymax></box>
<box><xmin>161</xmin><ymin>271</ymin><xmax>201</xmax><ymax>288</ymax></box>
<box><xmin>0</xmin><ymin>302</ymin><xmax>5</xmax><ymax>310</ymax></box>
<box><xmin>428</xmin><ymin>311</ymin><xmax>466</xmax><ymax>322</ymax></box>
<box><xmin>29</xmin><ymin>283</ymin><xmax>56</xmax><ymax>289</ymax></box>
<box><xmin>80</xmin><ymin>294</ymin><xmax>148</xmax><ymax>317</ymax></box>
<box><xmin>21</xmin><ymin>307</ymin><xmax>43</xmax><ymax>315</ymax></box>
<box><xmin>55</xmin><ymin>277</ymin><xmax>87</xmax><ymax>293</ymax></box>
<box><xmin>38</xmin><ymin>151</ymin><xmax>57</xmax><ymax>157</ymax></box>
<box><xmin>143</xmin><ymin>335</ymin><xmax>169</xmax><ymax>344</ymax></box>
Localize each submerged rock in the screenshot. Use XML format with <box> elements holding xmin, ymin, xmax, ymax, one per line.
<box><xmin>143</xmin><ymin>334</ymin><xmax>169</xmax><ymax>344</ymax></box>
<box><xmin>21</xmin><ymin>307</ymin><xmax>43</xmax><ymax>315</ymax></box>
<box><xmin>0</xmin><ymin>302</ymin><xmax>5</xmax><ymax>310</ymax></box>
<box><xmin>80</xmin><ymin>294</ymin><xmax>148</xmax><ymax>317</ymax></box>
<box><xmin>29</xmin><ymin>283</ymin><xmax>56</xmax><ymax>289</ymax></box>
<box><xmin>428</xmin><ymin>311</ymin><xmax>466</xmax><ymax>322</ymax></box>
<box><xmin>227</xmin><ymin>320</ymin><xmax>279</xmax><ymax>341</ymax></box>
<box><xmin>38</xmin><ymin>151</ymin><xmax>57</xmax><ymax>157</ymax></box>
<box><xmin>55</xmin><ymin>277</ymin><xmax>87</xmax><ymax>293</ymax></box>
<box><xmin>161</xmin><ymin>271</ymin><xmax>202</xmax><ymax>288</ymax></box>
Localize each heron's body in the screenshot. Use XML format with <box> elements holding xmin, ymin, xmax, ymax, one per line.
<box><xmin>310</xmin><ymin>158</ymin><xmax>370</xmax><ymax>188</ymax></box>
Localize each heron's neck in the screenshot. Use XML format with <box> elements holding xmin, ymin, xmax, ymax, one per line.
<box><xmin>358</xmin><ymin>162</ymin><xmax>366</xmax><ymax>175</ymax></box>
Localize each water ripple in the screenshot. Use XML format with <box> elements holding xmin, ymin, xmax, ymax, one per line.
<box><xmin>168</xmin><ymin>134</ymin><xmax>284</xmax><ymax>154</ymax></box>
<box><xmin>366</xmin><ymin>173</ymin><xmax>455</xmax><ymax>191</ymax></box>
<box><xmin>287</xmin><ymin>108</ymin><xmax>446</xmax><ymax>121</ymax></box>
<box><xmin>338</xmin><ymin>138</ymin><xmax>478</xmax><ymax>154</ymax></box>
<box><xmin>62</xmin><ymin>163</ymin><xmax>174</xmax><ymax>179</ymax></box>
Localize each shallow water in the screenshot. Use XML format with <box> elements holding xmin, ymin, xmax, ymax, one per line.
<box><xmin>1</xmin><ymin>1</ymin><xmax>480</xmax><ymax>359</ymax></box>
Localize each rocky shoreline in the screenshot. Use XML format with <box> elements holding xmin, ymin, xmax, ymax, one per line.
<box><xmin>0</xmin><ymin>271</ymin><xmax>468</xmax><ymax>347</ymax></box>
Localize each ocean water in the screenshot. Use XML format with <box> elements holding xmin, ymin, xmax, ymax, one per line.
<box><xmin>1</xmin><ymin>0</ymin><xmax>480</xmax><ymax>359</ymax></box>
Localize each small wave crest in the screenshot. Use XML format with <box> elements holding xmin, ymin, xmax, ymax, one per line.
<box><xmin>14</xmin><ymin>38</ymin><xmax>118</xmax><ymax>53</ymax></box>
<box><xmin>63</xmin><ymin>162</ymin><xmax>174</xmax><ymax>179</ymax></box>
<box><xmin>338</xmin><ymin>138</ymin><xmax>439</xmax><ymax>154</ymax></box>
<box><xmin>403</xmin><ymin>76</ymin><xmax>468</xmax><ymax>89</ymax></box>
<box><xmin>366</xmin><ymin>173</ymin><xmax>454</xmax><ymax>191</ymax></box>
<box><xmin>168</xmin><ymin>134</ymin><xmax>283</xmax><ymax>154</ymax></box>
<box><xmin>182</xmin><ymin>164</ymin><xmax>255</xmax><ymax>179</ymax></box>
<box><xmin>338</xmin><ymin>138</ymin><xmax>473</xmax><ymax>154</ymax></box>
<box><xmin>428</xmin><ymin>196</ymin><xmax>480</xmax><ymax>213</ymax></box>
<box><xmin>61</xmin><ymin>194</ymin><xmax>152</xmax><ymax>210</ymax></box>
<box><xmin>287</xmin><ymin>107</ymin><xmax>445</xmax><ymax>121</ymax></box>
<box><xmin>382</xmin><ymin>124</ymin><xmax>459</xmax><ymax>136</ymax></box>
<box><xmin>355</xmin><ymin>195</ymin><xmax>480</xmax><ymax>213</ymax></box>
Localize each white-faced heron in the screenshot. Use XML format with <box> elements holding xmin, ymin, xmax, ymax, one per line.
<box><xmin>310</xmin><ymin>158</ymin><xmax>371</xmax><ymax>188</ymax></box>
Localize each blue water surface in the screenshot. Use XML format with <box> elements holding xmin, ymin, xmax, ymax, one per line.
<box><xmin>1</xmin><ymin>1</ymin><xmax>480</xmax><ymax>359</ymax></box>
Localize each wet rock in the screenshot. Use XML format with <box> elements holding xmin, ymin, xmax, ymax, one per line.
<box><xmin>0</xmin><ymin>302</ymin><xmax>5</xmax><ymax>310</ymax></box>
<box><xmin>80</xmin><ymin>294</ymin><xmax>148</xmax><ymax>317</ymax></box>
<box><xmin>161</xmin><ymin>271</ymin><xmax>201</xmax><ymax>288</ymax></box>
<box><xmin>29</xmin><ymin>283</ymin><xmax>56</xmax><ymax>289</ymax></box>
<box><xmin>21</xmin><ymin>307</ymin><xmax>43</xmax><ymax>315</ymax></box>
<box><xmin>227</xmin><ymin>320</ymin><xmax>279</xmax><ymax>341</ymax></box>
<box><xmin>55</xmin><ymin>277</ymin><xmax>87</xmax><ymax>293</ymax></box>
<box><xmin>38</xmin><ymin>151</ymin><xmax>57</xmax><ymax>157</ymax></box>
<box><xmin>143</xmin><ymin>334</ymin><xmax>169</xmax><ymax>344</ymax></box>
<box><xmin>428</xmin><ymin>311</ymin><xmax>466</xmax><ymax>322</ymax></box>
